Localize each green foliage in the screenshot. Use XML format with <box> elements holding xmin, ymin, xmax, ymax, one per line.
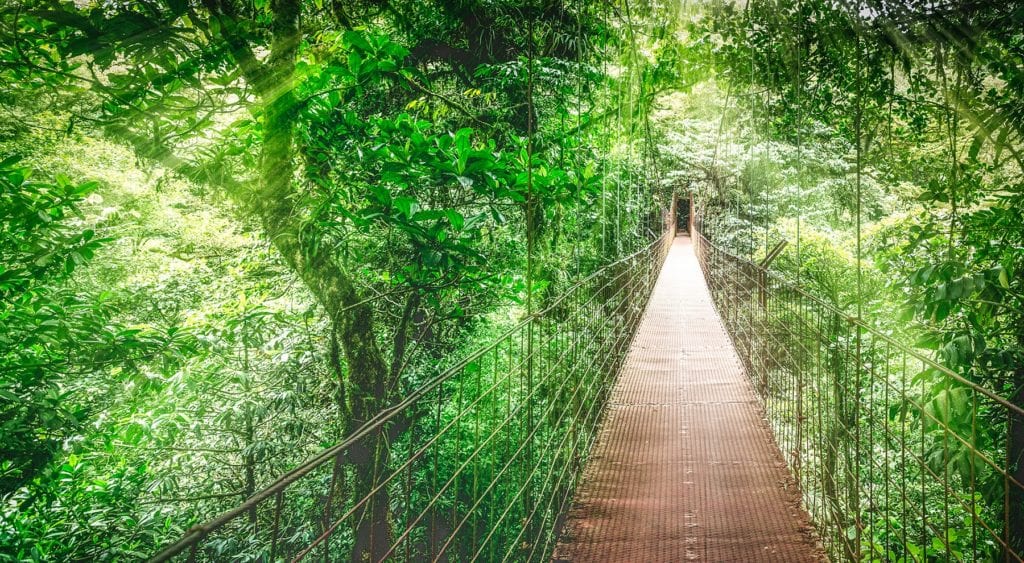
<box><xmin>655</xmin><ymin>0</ymin><xmax>1024</xmax><ymax>558</ymax></box>
<box><xmin>8</xmin><ymin>0</ymin><xmax>1020</xmax><ymax>558</ymax></box>
<box><xmin>0</xmin><ymin>156</ymin><xmax>191</xmax><ymax>560</ymax></box>
<box><xmin>0</xmin><ymin>155</ymin><xmax>115</xmax><ymax>492</ymax></box>
<box><xmin>0</xmin><ymin>0</ymin><xmax>669</xmax><ymax>558</ymax></box>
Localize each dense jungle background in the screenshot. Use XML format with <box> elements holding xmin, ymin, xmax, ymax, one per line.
<box><xmin>1</xmin><ymin>0</ymin><xmax>1023</xmax><ymax>561</ymax></box>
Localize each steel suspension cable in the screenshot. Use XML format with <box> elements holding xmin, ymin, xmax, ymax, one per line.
<box><xmin>623</xmin><ymin>0</ymin><xmax>647</xmax><ymax>241</ymax></box>
<box><xmin>763</xmin><ymin>0</ymin><xmax>771</xmax><ymax>258</ymax></box>
<box><xmin>623</xmin><ymin>0</ymin><xmax>636</xmax><ymax>238</ymax></box>
<box><xmin>600</xmin><ymin>0</ymin><xmax>609</xmax><ymax>257</ymax></box>
<box><xmin>575</xmin><ymin>0</ymin><xmax>583</xmax><ymax>276</ymax></box>
<box><xmin>615</xmin><ymin>24</ymin><xmax>623</xmax><ymax>255</ymax></box>
<box><xmin>794</xmin><ymin>0</ymin><xmax>803</xmax><ymax>288</ymax></box>
<box><xmin>747</xmin><ymin>0</ymin><xmax>756</xmax><ymax>263</ymax></box>
<box><xmin>525</xmin><ymin>0</ymin><xmax>537</xmax><ymax>533</ymax></box>
<box><xmin>853</xmin><ymin>1</ymin><xmax>865</xmax><ymax>555</ymax></box>
<box><xmin>526</xmin><ymin>3</ymin><xmax>535</xmax><ymax>318</ymax></box>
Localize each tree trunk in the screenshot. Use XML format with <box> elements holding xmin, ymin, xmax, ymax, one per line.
<box><xmin>250</xmin><ymin>1</ymin><xmax>393</xmax><ymax>559</ymax></box>
<box><xmin>258</xmin><ymin>69</ymin><xmax>393</xmax><ymax>563</ymax></box>
<box><xmin>340</xmin><ymin>304</ymin><xmax>392</xmax><ymax>563</ymax></box>
<box><xmin>80</xmin><ymin>0</ymin><xmax>398</xmax><ymax>556</ymax></box>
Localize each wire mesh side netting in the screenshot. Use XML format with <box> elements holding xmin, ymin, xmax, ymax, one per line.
<box><xmin>694</xmin><ymin>227</ymin><xmax>1024</xmax><ymax>563</ymax></box>
<box><xmin>151</xmin><ymin>227</ymin><xmax>674</xmax><ymax>563</ymax></box>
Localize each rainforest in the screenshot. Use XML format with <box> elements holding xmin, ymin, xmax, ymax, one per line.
<box><xmin>0</xmin><ymin>0</ymin><xmax>1022</xmax><ymax>561</ymax></box>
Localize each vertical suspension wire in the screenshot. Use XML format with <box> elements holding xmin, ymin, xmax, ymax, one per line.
<box><xmin>853</xmin><ymin>0</ymin><xmax>865</xmax><ymax>556</ymax></box>
<box><xmin>615</xmin><ymin>15</ymin><xmax>623</xmax><ymax>256</ymax></box>
<box><xmin>623</xmin><ymin>0</ymin><xmax>638</xmax><ymax>240</ymax></box>
<box><xmin>884</xmin><ymin>43</ymin><xmax>897</xmax><ymax>561</ymax></box>
<box><xmin>763</xmin><ymin>2</ymin><xmax>771</xmax><ymax>259</ymax></box>
<box><xmin>745</xmin><ymin>0</ymin><xmax>758</xmax><ymax>398</ymax></box>
<box><xmin>794</xmin><ymin>0</ymin><xmax>803</xmax><ymax>288</ymax></box>
<box><xmin>854</xmin><ymin>0</ymin><xmax>863</xmax><ymax>338</ymax></box>
<box><xmin>574</xmin><ymin>0</ymin><xmax>583</xmax><ymax>276</ymax></box>
<box><xmin>623</xmin><ymin>0</ymin><xmax>653</xmax><ymax>243</ymax></box>
<box><xmin>746</xmin><ymin>0</ymin><xmax>756</xmax><ymax>263</ymax></box>
<box><xmin>524</xmin><ymin>9</ymin><xmax>536</xmax><ymax>314</ymax></box>
<box><xmin>526</xmin><ymin>2</ymin><xmax>536</xmax><ymax>318</ymax></box>
<box><xmin>729</xmin><ymin>22</ymin><xmax>741</xmax><ymax>251</ymax></box>
<box><xmin>524</xmin><ymin>0</ymin><xmax>537</xmax><ymax>537</ymax></box>
<box><xmin>791</xmin><ymin>0</ymin><xmax>811</xmax><ymax>536</ymax></box>
<box><xmin>600</xmin><ymin>0</ymin><xmax>608</xmax><ymax>258</ymax></box>
<box><xmin>623</xmin><ymin>3</ymin><xmax>633</xmax><ymax>246</ymax></box>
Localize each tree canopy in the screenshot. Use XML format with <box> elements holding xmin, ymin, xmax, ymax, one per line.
<box><xmin>1</xmin><ymin>0</ymin><xmax>1023</xmax><ymax>560</ymax></box>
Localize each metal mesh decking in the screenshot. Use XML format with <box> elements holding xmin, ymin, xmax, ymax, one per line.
<box><xmin>554</xmin><ymin>236</ymin><xmax>824</xmax><ymax>562</ymax></box>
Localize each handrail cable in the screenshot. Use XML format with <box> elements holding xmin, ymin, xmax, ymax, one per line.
<box><xmin>694</xmin><ymin>223</ymin><xmax>1024</xmax><ymax>562</ymax></box>
<box><xmin>150</xmin><ymin>227</ymin><xmax>673</xmax><ymax>563</ymax></box>
<box><xmin>695</xmin><ymin>230</ymin><xmax>1024</xmax><ymax>419</ymax></box>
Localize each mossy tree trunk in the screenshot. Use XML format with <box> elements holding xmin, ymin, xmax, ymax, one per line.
<box><xmin>203</xmin><ymin>0</ymin><xmax>395</xmax><ymax>558</ymax></box>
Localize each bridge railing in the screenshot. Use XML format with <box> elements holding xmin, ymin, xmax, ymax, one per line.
<box><xmin>694</xmin><ymin>228</ymin><xmax>1024</xmax><ymax>562</ymax></box>
<box><xmin>151</xmin><ymin>229</ymin><xmax>674</xmax><ymax>563</ymax></box>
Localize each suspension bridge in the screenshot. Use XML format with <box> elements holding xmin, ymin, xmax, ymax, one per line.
<box><xmin>553</xmin><ymin>235</ymin><xmax>820</xmax><ymax>562</ymax></box>
<box><xmin>150</xmin><ymin>220</ymin><xmax>1024</xmax><ymax>563</ymax></box>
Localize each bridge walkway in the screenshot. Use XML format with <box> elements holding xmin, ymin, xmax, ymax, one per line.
<box><xmin>554</xmin><ymin>235</ymin><xmax>823</xmax><ymax>562</ymax></box>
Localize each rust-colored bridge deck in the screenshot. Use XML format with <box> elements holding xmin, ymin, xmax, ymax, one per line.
<box><xmin>555</xmin><ymin>236</ymin><xmax>823</xmax><ymax>562</ymax></box>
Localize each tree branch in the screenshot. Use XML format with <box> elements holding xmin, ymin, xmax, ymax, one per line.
<box><xmin>400</xmin><ymin>71</ymin><xmax>491</xmax><ymax>130</ymax></box>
